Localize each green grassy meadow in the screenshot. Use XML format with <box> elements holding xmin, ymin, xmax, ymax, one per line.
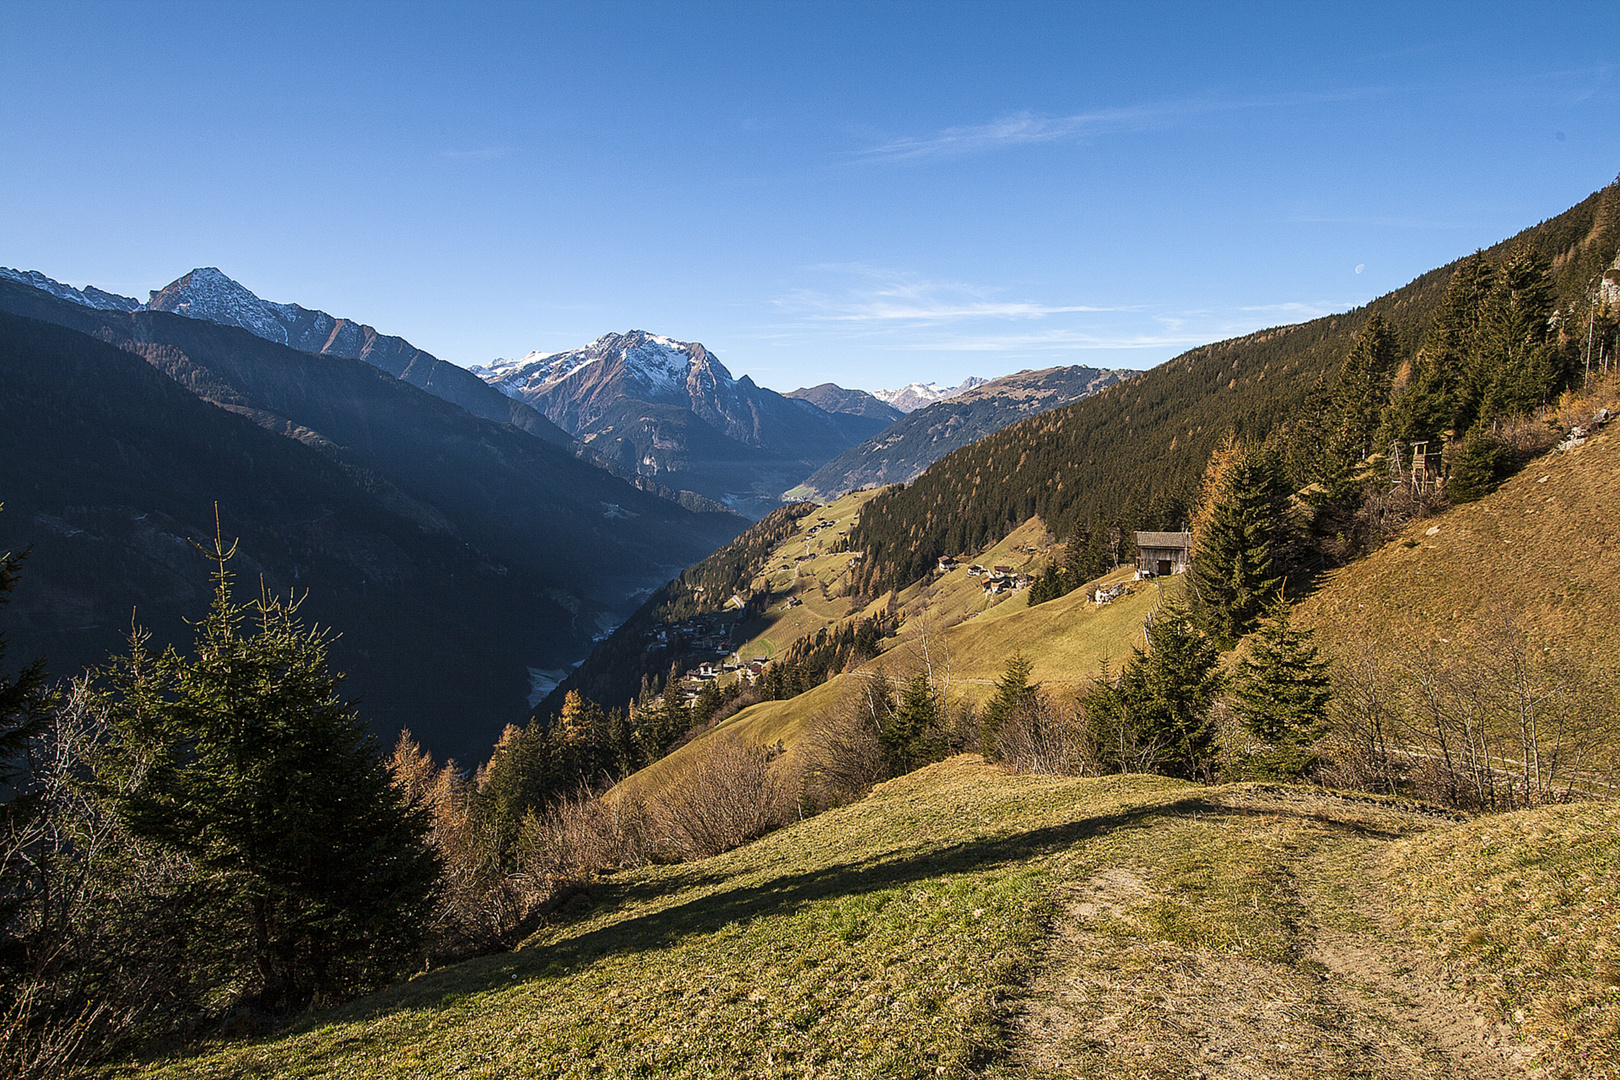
<box><xmin>109</xmin><ymin>759</ymin><xmax>1619</xmax><ymax>1079</ymax></box>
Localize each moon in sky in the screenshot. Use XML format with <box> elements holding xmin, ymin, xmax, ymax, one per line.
<box><xmin>1355</xmin><ymin>264</ymin><xmax>1366</xmax><ymax>274</ymax></box>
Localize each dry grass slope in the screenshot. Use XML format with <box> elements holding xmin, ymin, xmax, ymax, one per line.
<box><xmin>1296</xmin><ymin>427</ymin><xmax>1620</xmax><ymax>677</ymax></box>
<box><xmin>109</xmin><ymin>761</ymin><xmax>1618</xmax><ymax>1079</ymax></box>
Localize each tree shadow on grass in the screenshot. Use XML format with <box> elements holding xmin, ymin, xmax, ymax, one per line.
<box><xmin>322</xmin><ymin>792</ymin><xmax>1217</xmax><ymax>1027</ymax></box>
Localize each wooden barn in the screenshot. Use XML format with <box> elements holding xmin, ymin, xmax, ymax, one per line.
<box><xmin>1133</xmin><ymin>531</ymin><xmax>1192</xmax><ymax>577</ymax></box>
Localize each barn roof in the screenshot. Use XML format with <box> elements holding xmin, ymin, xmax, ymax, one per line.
<box><xmin>1134</xmin><ymin>531</ymin><xmax>1192</xmax><ymax>549</ymax></box>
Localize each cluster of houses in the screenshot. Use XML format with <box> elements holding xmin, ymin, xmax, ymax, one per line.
<box><xmin>976</xmin><ymin>565</ymin><xmax>1032</xmax><ymax>595</ymax></box>
<box><xmin>673</xmin><ymin>653</ymin><xmax>771</xmax><ymax>704</ymax></box>
<box><xmin>935</xmin><ymin>555</ymin><xmax>1032</xmax><ymax>595</ymax></box>
<box><xmin>642</xmin><ymin>614</ymin><xmax>733</xmax><ymax>655</ymax></box>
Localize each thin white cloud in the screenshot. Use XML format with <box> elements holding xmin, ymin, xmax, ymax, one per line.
<box><xmin>1239</xmin><ymin>300</ymin><xmax>1341</xmax><ymax>318</ymax></box>
<box><xmin>777</xmin><ymin>266</ymin><xmax>1118</xmax><ymax>327</ymax></box>
<box><xmin>855</xmin><ymin>105</ymin><xmax>1168</xmax><ymax>162</ymax></box>
<box><xmin>855</xmin><ymin>89</ymin><xmax>1379</xmax><ymax>163</ymax></box>
<box><xmin>890</xmin><ymin>328</ymin><xmax>1203</xmax><ymax>353</ymax></box>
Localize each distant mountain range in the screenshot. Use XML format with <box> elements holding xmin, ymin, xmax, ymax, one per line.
<box><xmin>0</xmin><ymin>275</ymin><xmax>744</xmax><ymax>762</ymax></box>
<box><xmin>473</xmin><ymin>332</ymin><xmax>892</xmax><ymax>518</ymax></box>
<box><xmin>1</xmin><ymin>265</ymin><xmax>575</xmax><ymax>447</ymax></box>
<box><xmin>783</xmin><ymin>383</ymin><xmax>904</xmax><ymax>424</ymax></box>
<box><xmin>870</xmin><ymin>378</ymin><xmax>990</xmax><ymax>413</ymax></box>
<box><xmin>787</xmin><ymin>365</ymin><xmax>1129</xmax><ymax>501</ymax></box>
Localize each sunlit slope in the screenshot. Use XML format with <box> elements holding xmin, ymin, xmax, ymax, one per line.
<box><xmin>126</xmin><ymin>761</ymin><xmax>1618</xmax><ymax>1079</ymax></box>
<box><xmin>630</xmin><ymin>530</ymin><xmax>1162</xmax><ymax>798</ymax></box>
<box><xmin>1295</xmin><ymin>428</ymin><xmax>1620</xmax><ymax>666</ymax></box>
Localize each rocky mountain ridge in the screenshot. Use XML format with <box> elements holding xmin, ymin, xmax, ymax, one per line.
<box><xmin>871</xmin><ymin>377</ymin><xmax>990</xmax><ymax>413</ymax></box>
<box><xmin>474</xmin><ymin>331</ymin><xmax>892</xmax><ymax>517</ymax></box>
<box><xmin>783</xmin><ymin>383</ymin><xmax>904</xmax><ymax>423</ymax></box>
<box><xmin>790</xmin><ymin>364</ymin><xmax>1129</xmax><ymax>501</ymax></box>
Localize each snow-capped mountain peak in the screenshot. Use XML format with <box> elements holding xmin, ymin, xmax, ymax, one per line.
<box><xmin>871</xmin><ymin>377</ymin><xmax>989</xmax><ymax>413</ymax></box>
<box><xmin>0</xmin><ymin>267</ymin><xmax>142</xmax><ymax>312</ymax></box>
<box><xmin>145</xmin><ymin>267</ymin><xmax>311</xmax><ymax>346</ymax></box>
<box><xmin>476</xmin><ymin>330</ymin><xmax>735</xmax><ymax>404</ymax></box>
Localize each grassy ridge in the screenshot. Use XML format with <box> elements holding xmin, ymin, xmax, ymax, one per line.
<box><xmin>848</xmin><ymin>182</ymin><xmax>1620</xmax><ymax>595</ymax></box>
<box><xmin>1295</xmin><ymin>425</ymin><xmax>1620</xmax><ymax>700</ymax></box>
<box><xmin>114</xmin><ymin>761</ymin><xmax>1620</xmax><ymax>1078</ymax></box>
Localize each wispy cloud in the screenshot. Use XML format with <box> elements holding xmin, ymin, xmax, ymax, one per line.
<box><xmin>889</xmin><ymin>328</ymin><xmax>1202</xmax><ymax>353</ymax></box>
<box><xmin>1239</xmin><ymin>300</ymin><xmax>1341</xmax><ymax>318</ymax></box>
<box><xmin>778</xmin><ymin>265</ymin><xmax>1117</xmax><ymax>327</ymax></box>
<box><xmin>855</xmin><ymin>105</ymin><xmax>1171</xmax><ymax>162</ymax></box>
<box><xmin>854</xmin><ymin>89</ymin><xmax>1378</xmax><ymax>163</ymax></box>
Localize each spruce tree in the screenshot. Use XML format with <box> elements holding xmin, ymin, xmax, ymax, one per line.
<box><xmin>1063</xmin><ymin>523</ymin><xmax>1110</xmax><ymax>587</ymax></box>
<box><xmin>881</xmin><ymin>671</ymin><xmax>945</xmax><ymax>775</ymax></box>
<box><xmin>1117</xmin><ymin>606</ymin><xmax>1225</xmax><ymax>780</ymax></box>
<box><xmin>1445</xmin><ymin>428</ymin><xmax>1508</xmax><ymax>503</ymax></box>
<box><xmin>980</xmin><ymin>652</ymin><xmax>1038</xmax><ymax>762</ymax></box>
<box><xmin>1026</xmin><ymin>562</ymin><xmax>1065</xmax><ymax>605</ymax></box>
<box><xmin>1189</xmin><ymin>440</ymin><xmax>1288</xmax><ymax>644</ymax></box>
<box><xmin>1329</xmin><ymin>314</ymin><xmax>1401</xmax><ymax>465</ymax></box>
<box><xmin>1387</xmin><ymin>253</ymin><xmax>1493</xmax><ymax>442</ymax></box>
<box><xmin>1229</xmin><ymin>597</ymin><xmax>1332</xmax><ymax>780</ymax></box>
<box><xmin>94</xmin><ymin>547</ymin><xmax>439</xmax><ymax>1010</ymax></box>
<box><xmin>1476</xmin><ymin>246</ymin><xmax>1561</xmax><ymax>423</ymax></box>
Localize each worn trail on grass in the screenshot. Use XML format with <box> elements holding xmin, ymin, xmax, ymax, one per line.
<box><xmin>1000</xmin><ymin>789</ymin><xmax>1540</xmax><ymax>1080</ymax></box>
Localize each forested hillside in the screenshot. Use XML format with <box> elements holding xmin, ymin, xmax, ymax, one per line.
<box><xmin>850</xmin><ymin>181</ymin><xmax>1620</xmax><ymax>594</ymax></box>
<box><xmin>0</xmin><ymin>288</ymin><xmax>744</xmax><ymax>762</ymax></box>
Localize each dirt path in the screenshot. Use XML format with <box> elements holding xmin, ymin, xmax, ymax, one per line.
<box><xmin>993</xmin><ymin>789</ymin><xmax>1545</xmax><ymax>1080</ymax></box>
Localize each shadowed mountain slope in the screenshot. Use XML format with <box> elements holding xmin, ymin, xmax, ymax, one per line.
<box><xmin>0</xmin><ymin>285</ymin><xmax>745</xmax><ymax>762</ymax></box>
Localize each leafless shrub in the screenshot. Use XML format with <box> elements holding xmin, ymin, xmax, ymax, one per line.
<box><xmin>1317</xmin><ymin>640</ymin><xmax>1405</xmax><ymax>796</ymax></box>
<box><xmin>996</xmin><ymin>690</ymin><xmax>1082</xmax><ymax>775</ymax></box>
<box><xmin>1</xmin><ymin>685</ymin><xmax>199</xmax><ymax>1078</ymax></box>
<box><xmin>649</xmin><ymin>736</ymin><xmax>796</xmax><ymax>860</ymax></box>
<box><xmin>520</xmin><ymin>786</ymin><xmax>656</xmax><ymax>880</ymax></box>
<box><xmin>797</xmin><ymin>665</ymin><xmax>966</xmax><ymax>808</ymax></box>
<box><xmin>1320</xmin><ymin>617</ymin><xmax>1617</xmax><ymax>809</ymax></box>
<box><xmin>798</xmin><ymin>684</ymin><xmax>891</xmax><ymax>809</ymax></box>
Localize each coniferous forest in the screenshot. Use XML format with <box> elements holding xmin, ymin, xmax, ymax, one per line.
<box><xmin>848</xmin><ymin>182</ymin><xmax>1620</xmax><ymax>596</ymax></box>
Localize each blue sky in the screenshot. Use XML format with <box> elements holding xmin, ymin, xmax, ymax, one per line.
<box><xmin>3</xmin><ymin>1</ymin><xmax>1617</xmax><ymax>391</ymax></box>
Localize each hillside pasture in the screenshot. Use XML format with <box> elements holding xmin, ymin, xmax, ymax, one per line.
<box><xmin>116</xmin><ymin>761</ymin><xmax>1616</xmax><ymax>1079</ymax></box>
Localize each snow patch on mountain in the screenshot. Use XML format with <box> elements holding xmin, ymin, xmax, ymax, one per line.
<box><xmin>0</xmin><ymin>268</ymin><xmax>142</xmax><ymax>312</ymax></box>
<box><xmin>476</xmin><ymin>331</ymin><xmax>734</xmax><ymax>402</ymax></box>
<box><xmin>144</xmin><ymin>267</ymin><xmax>309</xmax><ymax>345</ymax></box>
<box><xmin>872</xmin><ymin>377</ymin><xmax>990</xmax><ymax>413</ymax></box>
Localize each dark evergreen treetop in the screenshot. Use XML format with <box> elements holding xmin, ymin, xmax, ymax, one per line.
<box><xmin>92</xmin><ymin>546</ymin><xmax>440</xmax><ymax>1011</ymax></box>
<box><xmin>1230</xmin><ymin>597</ymin><xmax>1333</xmax><ymax>748</ymax></box>
<box><xmin>1117</xmin><ymin>605</ymin><xmax>1226</xmax><ymax>781</ymax></box>
<box><xmin>1187</xmin><ymin>440</ymin><xmax>1290</xmax><ymax>645</ymax></box>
